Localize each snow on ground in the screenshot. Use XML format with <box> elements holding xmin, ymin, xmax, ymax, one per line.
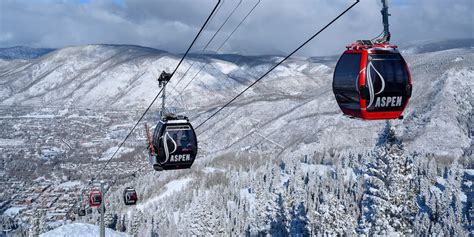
<box><xmin>156</xmin><ymin>178</ymin><xmax>193</xmax><ymax>199</ymax></box>
<box><xmin>460</xmin><ymin>192</ymin><xmax>467</xmax><ymax>202</ymax></box>
<box><xmin>137</xmin><ymin>178</ymin><xmax>192</xmax><ymax>211</ymax></box>
<box><xmin>212</xmin><ymin>60</ymin><xmax>238</xmax><ymax>74</ymax></box>
<box><xmin>0</xmin><ymin>138</ymin><xmax>24</xmax><ymax>146</ymax></box>
<box><xmin>430</xmin><ymin>184</ymin><xmax>443</xmax><ymax>194</ymax></box>
<box><xmin>436</xmin><ymin>176</ymin><xmax>446</xmax><ymax>187</ymax></box>
<box><xmin>57</xmin><ymin>181</ymin><xmax>82</xmax><ymax>189</ymax></box>
<box><xmin>280</xmin><ymin>172</ymin><xmax>290</xmax><ymax>186</ymax></box>
<box><xmin>300</xmin><ymin>163</ymin><xmax>332</xmax><ymax>177</ymax></box>
<box><xmin>20</xmin><ymin>114</ymin><xmax>58</xmax><ymax>119</ymax></box>
<box><xmin>344</xmin><ymin>168</ymin><xmax>357</xmax><ymax>182</ymax></box>
<box><xmin>98</xmin><ymin>146</ymin><xmax>134</xmax><ymax>160</ymax></box>
<box><xmin>3</xmin><ymin>206</ymin><xmax>26</xmax><ymax>216</ymax></box>
<box><xmin>240</xmin><ymin>188</ymin><xmax>256</xmax><ymax>212</ymax></box>
<box><xmin>308</xmin><ymin>64</ymin><xmax>331</xmax><ymax>74</ymax></box>
<box><xmin>40</xmin><ymin>223</ymin><xmax>130</xmax><ymax>237</ymax></box>
<box><xmin>465</xmin><ymin>169</ymin><xmax>474</xmax><ymax>176</ymax></box>
<box><xmin>202</xmin><ymin>167</ymin><xmax>225</xmax><ymax>174</ymax></box>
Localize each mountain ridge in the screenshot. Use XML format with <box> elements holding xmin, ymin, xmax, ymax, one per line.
<box><xmin>0</xmin><ymin>38</ymin><xmax>472</xmax><ymax>236</ymax></box>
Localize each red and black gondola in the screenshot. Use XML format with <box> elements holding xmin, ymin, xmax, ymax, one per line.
<box><xmin>333</xmin><ymin>0</ymin><xmax>412</xmax><ymax>120</ymax></box>
<box><xmin>123</xmin><ymin>187</ymin><xmax>138</xmax><ymax>205</ymax></box>
<box><xmin>333</xmin><ymin>40</ymin><xmax>412</xmax><ymax>120</ymax></box>
<box><xmin>89</xmin><ymin>190</ymin><xmax>102</xmax><ymax>208</ymax></box>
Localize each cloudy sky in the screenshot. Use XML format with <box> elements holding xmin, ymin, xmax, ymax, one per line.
<box><xmin>0</xmin><ymin>0</ymin><xmax>472</xmax><ymax>56</ymax></box>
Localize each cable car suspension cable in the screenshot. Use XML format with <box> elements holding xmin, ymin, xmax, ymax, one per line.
<box><xmin>194</xmin><ymin>0</ymin><xmax>360</xmax><ymax>130</ymax></box>
<box><xmin>166</xmin><ymin>1</ymin><xmax>224</xmax><ymax>92</ymax></box>
<box><xmin>172</xmin><ymin>0</ymin><xmax>243</xmax><ymax>91</ymax></box>
<box><xmin>169</xmin><ymin>0</ymin><xmax>261</xmax><ymax>107</ymax></box>
<box><xmin>91</xmin><ymin>0</ymin><xmax>222</xmax><ymax>181</ymax></box>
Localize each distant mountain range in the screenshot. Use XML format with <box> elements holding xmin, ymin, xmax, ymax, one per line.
<box><xmin>401</xmin><ymin>38</ymin><xmax>474</xmax><ymax>54</ymax></box>
<box><xmin>0</xmin><ymin>46</ymin><xmax>56</xmax><ymax>60</ymax></box>
<box><xmin>2</xmin><ymin>38</ymin><xmax>473</xmax><ymax>61</ymax></box>
<box><xmin>0</xmin><ymin>38</ymin><xmax>472</xmax><ymax>236</ymax></box>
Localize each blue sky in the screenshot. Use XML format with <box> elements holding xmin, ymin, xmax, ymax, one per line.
<box><xmin>0</xmin><ymin>0</ymin><xmax>472</xmax><ymax>56</ymax></box>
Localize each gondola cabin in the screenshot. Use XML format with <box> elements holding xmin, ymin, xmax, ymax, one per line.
<box><xmin>89</xmin><ymin>190</ymin><xmax>102</xmax><ymax>208</ymax></box>
<box><xmin>333</xmin><ymin>40</ymin><xmax>412</xmax><ymax>120</ymax></box>
<box><xmin>146</xmin><ymin>114</ymin><xmax>198</xmax><ymax>171</ymax></box>
<box><xmin>123</xmin><ymin>187</ymin><xmax>138</xmax><ymax>205</ymax></box>
<box><xmin>77</xmin><ymin>207</ymin><xmax>86</xmax><ymax>216</ymax></box>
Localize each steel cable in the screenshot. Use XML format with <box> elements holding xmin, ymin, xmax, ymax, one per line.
<box><xmin>194</xmin><ymin>0</ymin><xmax>361</xmax><ymax>131</ymax></box>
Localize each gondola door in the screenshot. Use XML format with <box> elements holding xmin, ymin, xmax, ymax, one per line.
<box><xmin>359</xmin><ymin>50</ymin><xmax>412</xmax><ymax>119</ymax></box>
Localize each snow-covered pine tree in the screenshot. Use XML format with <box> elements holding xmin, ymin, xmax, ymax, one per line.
<box><xmin>384</xmin><ymin>129</ymin><xmax>417</xmax><ymax>234</ymax></box>
<box><xmin>116</xmin><ymin>214</ymin><xmax>126</xmax><ymax>232</ymax></box>
<box><xmin>289</xmin><ymin>202</ymin><xmax>309</xmax><ymax>236</ymax></box>
<box><xmin>130</xmin><ymin>210</ymin><xmax>144</xmax><ymax>235</ymax></box>
<box><xmin>248</xmin><ymin>179</ymin><xmax>266</xmax><ymax>234</ymax></box>
<box><xmin>269</xmin><ymin>192</ymin><xmax>289</xmax><ymax>236</ymax></box>
<box><xmin>357</xmin><ymin>122</ymin><xmax>417</xmax><ymax>235</ymax></box>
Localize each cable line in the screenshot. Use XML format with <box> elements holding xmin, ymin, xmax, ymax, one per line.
<box><xmin>216</xmin><ymin>0</ymin><xmax>261</xmax><ymax>52</ymax></box>
<box><xmin>203</xmin><ymin>0</ymin><xmax>243</xmax><ymax>54</ymax></box>
<box><xmin>194</xmin><ymin>0</ymin><xmax>360</xmax><ymax>131</ymax></box>
<box><xmin>170</xmin><ymin>0</ymin><xmax>261</xmax><ymax>107</ymax></box>
<box><xmin>167</xmin><ymin>0</ymin><xmax>225</xmax><ymax>91</ymax></box>
<box><xmin>173</xmin><ymin>0</ymin><xmax>243</xmax><ymax>90</ymax></box>
<box><xmin>91</xmin><ymin>0</ymin><xmax>222</xmax><ymax>182</ymax></box>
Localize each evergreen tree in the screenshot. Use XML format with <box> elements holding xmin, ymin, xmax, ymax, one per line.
<box><xmin>358</xmin><ymin>123</ymin><xmax>417</xmax><ymax>235</ymax></box>
<box><xmin>289</xmin><ymin>202</ymin><xmax>309</xmax><ymax>236</ymax></box>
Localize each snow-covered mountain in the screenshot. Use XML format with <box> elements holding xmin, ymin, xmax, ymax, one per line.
<box><xmin>0</xmin><ymin>46</ymin><xmax>56</xmax><ymax>60</ymax></box>
<box><xmin>2</xmin><ymin>41</ymin><xmax>471</xmax><ymax>158</ymax></box>
<box><xmin>0</xmin><ymin>44</ymin><xmax>320</xmax><ymax>110</ymax></box>
<box><xmin>401</xmin><ymin>38</ymin><xmax>474</xmax><ymax>55</ymax></box>
<box><xmin>0</xmin><ymin>39</ymin><xmax>472</xmax><ymax>235</ymax></box>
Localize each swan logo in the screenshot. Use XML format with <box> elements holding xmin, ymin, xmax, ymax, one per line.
<box><xmin>161</xmin><ymin>131</ymin><xmax>177</xmax><ymax>164</ymax></box>
<box><xmin>161</xmin><ymin>131</ymin><xmax>192</xmax><ymax>163</ymax></box>
<box><xmin>366</xmin><ymin>61</ymin><xmax>402</xmax><ymax>108</ymax></box>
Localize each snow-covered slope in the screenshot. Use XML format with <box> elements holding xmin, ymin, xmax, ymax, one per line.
<box><xmin>4</xmin><ymin>42</ymin><xmax>471</xmax><ymax>159</ymax></box>
<box><xmin>102</xmin><ymin>40</ymin><xmax>473</xmax><ymax>236</ymax></box>
<box><xmin>0</xmin><ymin>45</ymin><xmax>326</xmax><ymax>110</ymax></box>
<box><xmin>0</xmin><ymin>41</ymin><xmax>471</xmax><ymax>166</ymax></box>
<box><xmin>40</xmin><ymin>223</ymin><xmax>130</xmax><ymax>237</ymax></box>
<box><xmin>1</xmin><ymin>39</ymin><xmax>472</xmax><ymax>235</ymax></box>
<box><xmin>0</xmin><ymin>46</ymin><xmax>55</xmax><ymax>60</ymax></box>
<box><xmin>401</xmin><ymin>38</ymin><xmax>474</xmax><ymax>55</ymax></box>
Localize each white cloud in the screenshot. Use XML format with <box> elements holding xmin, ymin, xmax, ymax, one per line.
<box><xmin>0</xmin><ymin>0</ymin><xmax>472</xmax><ymax>56</ymax></box>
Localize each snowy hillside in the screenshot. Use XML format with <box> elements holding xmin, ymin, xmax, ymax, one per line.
<box><xmin>0</xmin><ymin>45</ymin><xmax>325</xmax><ymax>109</ymax></box>
<box><xmin>40</xmin><ymin>223</ymin><xmax>130</xmax><ymax>237</ymax></box>
<box><xmin>0</xmin><ymin>39</ymin><xmax>472</xmax><ymax>235</ymax></box>
<box><xmin>0</xmin><ymin>46</ymin><xmax>55</xmax><ymax>60</ymax></box>
<box><xmin>401</xmin><ymin>38</ymin><xmax>474</xmax><ymax>55</ymax></box>
<box><xmin>2</xmin><ymin>43</ymin><xmax>470</xmax><ymax>158</ymax></box>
